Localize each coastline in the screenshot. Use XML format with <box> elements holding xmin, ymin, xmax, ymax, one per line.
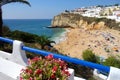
<box><xmin>53</xmin><ymin>28</ymin><xmax>120</xmax><ymax>59</ymax></box>
<box><xmin>50</xmin><ymin>28</ymin><xmax>68</xmax><ymax>45</ymax></box>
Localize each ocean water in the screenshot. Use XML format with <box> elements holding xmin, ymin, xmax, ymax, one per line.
<box><xmin>3</xmin><ymin>19</ymin><xmax>65</xmax><ymax>40</ymax></box>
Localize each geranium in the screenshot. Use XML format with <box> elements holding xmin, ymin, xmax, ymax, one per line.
<box><xmin>20</xmin><ymin>54</ymin><xmax>70</xmax><ymax>80</ymax></box>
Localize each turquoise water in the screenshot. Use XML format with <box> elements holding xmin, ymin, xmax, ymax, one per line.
<box><xmin>3</xmin><ymin>19</ymin><xmax>65</xmax><ymax>39</ymax></box>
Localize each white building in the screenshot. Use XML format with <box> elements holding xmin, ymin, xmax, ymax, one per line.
<box><xmin>82</xmin><ymin>8</ymin><xmax>101</xmax><ymax>17</ymax></box>
<box><xmin>113</xmin><ymin>10</ymin><xmax>120</xmax><ymax>16</ymax></box>
<box><xmin>112</xmin><ymin>10</ymin><xmax>120</xmax><ymax>22</ymax></box>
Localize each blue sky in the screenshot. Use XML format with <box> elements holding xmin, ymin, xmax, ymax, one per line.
<box><xmin>2</xmin><ymin>0</ymin><xmax>120</xmax><ymax>19</ymax></box>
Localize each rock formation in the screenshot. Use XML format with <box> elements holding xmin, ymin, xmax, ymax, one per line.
<box><xmin>51</xmin><ymin>13</ymin><xmax>108</xmax><ymax>30</ymax></box>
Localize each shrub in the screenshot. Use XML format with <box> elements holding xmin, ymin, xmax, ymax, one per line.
<box><xmin>82</xmin><ymin>49</ymin><xmax>98</xmax><ymax>63</ymax></box>
<box><xmin>2</xmin><ymin>25</ymin><xmax>11</xmax><ymax>37</ymax></box>
<box><xmin>103</xmin><ymin>56</ymin><xmax>120</xmax><ymax>68</ymax></box>
<box><xmin>10</xmin><ymin>30</ymin><xmax>37</xmax><ymax>43</ymax></box>
<box><xmin>68</xmin><ymin>62</ymin><xmax>94</xmax><ymax>79</ymax></box>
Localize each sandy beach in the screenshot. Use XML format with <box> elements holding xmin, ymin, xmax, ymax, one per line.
<box><xmin>53</xmin><ymin>28</ymin><xmax>120</xmax><ymax>59</ymax></box>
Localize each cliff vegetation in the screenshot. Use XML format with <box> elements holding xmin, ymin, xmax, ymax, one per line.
<box><xmin>52</xmin><ymin>13</ymin><xmax>120</xmax><ymax>30</ymax></box>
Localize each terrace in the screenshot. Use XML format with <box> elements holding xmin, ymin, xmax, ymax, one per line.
<box><xmin>0</xmin><ymin>37</ymin><xmax>120</xmax><ymax>80</ymax></box>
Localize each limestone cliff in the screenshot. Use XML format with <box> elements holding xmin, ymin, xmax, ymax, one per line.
<box><xmin>51</xmin><ymin>13</ymin><xmax>120</xmax><ymax>30</ymax></box>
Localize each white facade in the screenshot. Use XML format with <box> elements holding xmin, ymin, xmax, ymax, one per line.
<box><xmin>113</xmin><ymin>10</ymin><xmax>120</xmax><ymax>15</ymax></box>
<box><xmin>71</xmin><ymin>6</ymin><xmax>120</xmax><ymax>22</ymax></box>
<box><xmin>82</xmin><ymin>8</ymin><xmax>101</xmax><ymax>17</ymax></box>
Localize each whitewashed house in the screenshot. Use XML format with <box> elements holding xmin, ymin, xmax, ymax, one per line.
<box><xmin>113</xmin><ymin>10</ymin><xmax>120</xmax><ymax>22</ymax></box>
<box><xmin>113</xmin><ymin>10</ymin><xmax>120</xmax><ymax>16</ymax></box>
<box><xmin>117</xmin><ymin>14</ymin><xmax>120</xmax><ymax>19</ymax></box>
<box><xmin>82</xmin><ymin>7</ymin><xmax>101</xmax><ymax>17</ymax></box>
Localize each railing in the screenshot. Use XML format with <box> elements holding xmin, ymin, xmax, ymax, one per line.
<box><xmin>0</xmin><ymin>37</ymin><xmax>120</xmax><ymax>80</ymax></box>
<box><xmin>0</xmin><ymin>37</ymin><xmax>110</xmax><ymax>73</ymax></box>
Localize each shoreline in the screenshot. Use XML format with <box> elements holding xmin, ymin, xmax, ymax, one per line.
<box><xmin>50</xmin><ymin>28</ymin><xmax>68</xmax><ymax>45</ymax></box>
<box><xmin>53</xmin><ymin>28</ymin><xmax>120</xmax><ymax>59</ymax></box>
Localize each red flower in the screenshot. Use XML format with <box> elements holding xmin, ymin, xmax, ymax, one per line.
<box><xmin>62</xmin><ymin>70</ymin><xmax>70</xmax><ymax>76</ymax></box>
<box><xmin>28</xmin><ymin>69</ymin><xmax>33</xmax><ymax>74</ymax></box>
<box><xmin>59</xmin><ymin>60</ymin><xmax>65</xmax><ymax>67</ymax></box>
<box><xmin>35</xmin><ymin>69</ymin><xmax>42</xmax><ymax>75</ymax></box>
<box><xmin>20</xmin><ymin>77</ymin><xmax>23</xmax><ymax>80</ymax></box>
<box><xmin>25</xmin><ymin>69</ymin><xmax>32</xmax><ymax>74</ymax></box>
<box><xmin>52</xmin><ymin>66</ymin><xmax>58</xmax><ymax>72</ymax></box>
<box><xmin>29</xmin><ymin>77</ymin><xmax>33</xmax><ymax>80</ymax></box>
<box><xmin>32</xmin><ymin>56</ymin><xmax>40</xmax><ymax>62</ymax></box>
<box><xmin>51</xmin><ymin>74</ymin><xmax>56</xmax><ymax>79</ymax></box>
<box><xmin>25</xmin><ymin>68</ymin><xmax>29</xmax><ymax>73</ymax></box>
<box><xmin>20</xmin><ymin>55</ymin><xmax>70</xmax><ymax>80</ymax></box>
<box><xmin>45</xmin><ymin>54</ymin><xmax>53</xmax><ymax>60</ymax></box>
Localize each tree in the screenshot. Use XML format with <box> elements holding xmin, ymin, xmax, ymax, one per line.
<box><xmin>114</xmin><ymin>4</ymin><xmax>119</xmax><ymax>6</ymax></box>
<box><xmin>36</xmin><ymin>36</ymin><xmax>55</xmax><ymax>49</ymax></box>
<box><xmin>0</xmin><ymin>0</ymin><xmax>30</xmax><ymax>37</ymax></box>
<box><xmin>65</xmin><ymin>10</ymin><xmax>69</xmax><ymax>13</ymax></box>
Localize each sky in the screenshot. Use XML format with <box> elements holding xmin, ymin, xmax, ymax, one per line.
<box><xmin>2</xmin><ymin>0</ymin><xmax>120</xmax><ymax>19</ymax></box>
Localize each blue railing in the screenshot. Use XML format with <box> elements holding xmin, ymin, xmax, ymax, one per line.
<box><xmin>0</xmin><ymin>37</ymin><xmax>110</xmax><ymax>73</ymax></box>
<box><xmin>0</xmin><ymin>37</ymin><xmax>13</xmax><ymax>44</ymax></box>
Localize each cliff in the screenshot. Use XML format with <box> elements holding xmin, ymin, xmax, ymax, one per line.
<box><xmin>51</xmin><ymin>13</ymin><xmax>120</xmax><ymax>30</ymax></box>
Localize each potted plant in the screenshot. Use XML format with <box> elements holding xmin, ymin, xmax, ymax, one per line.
<box><xmin>20</xmin><ymin>54</ymin><xmax>70</xmax><ymax>80</ymax></box>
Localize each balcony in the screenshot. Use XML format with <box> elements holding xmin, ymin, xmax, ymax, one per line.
<box><xmin>0</xmin><ymin>37</ymin><xmax>120</xmax><ymax>80</ymax></box>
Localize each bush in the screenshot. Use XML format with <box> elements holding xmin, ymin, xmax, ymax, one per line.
<box><xmin>68</xmin><ymin>62</ymin><xmax>94</xmax><ymax>79</ymax></box>
<box><xmin>1</xmin><ymin>26</ymin><xmax>57</xmax><ymax>56</ymax></box>
<box><xmin>82</xmin><ymin>49</ymin><xmax>99</xmax><ymax>63</ymax></box>
<box><xmin>10</xmin><ymin>30</ymin><xmax>37</xmax><ymax>43</ymax></box>
<box><xmin>2</xmin><ymin>25</ymin><xmax>11</xmax><ymax>37</ymax></box>
<box><xmin>103</xmin><ymin>56</ymin><xmax>120</xmax><ymax>68</ymax></box>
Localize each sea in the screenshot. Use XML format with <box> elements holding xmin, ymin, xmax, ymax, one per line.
<box><xmin>3</xmin><ymin>19</ymin><xmax>66</xmax><ymax>43</ymax></box>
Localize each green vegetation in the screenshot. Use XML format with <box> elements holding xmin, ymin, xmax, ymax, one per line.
<box><xmin>1</xmin><ymin>26</ymin><xmax>57</xmax><ymax>58</ymax></box>
<box><xmin>70</xmin><ymin>49</ymin><xmax>100</xmax><ymax>79</ymax></box>
<box><xmin>2</xmin><ymin>25</ymin><xmax>11</xmax><ymax>37</ymax></box>
<box><xmin>3</xmin><ymin>26</ymin><xmax>54</xmax><ymax>46</ymax></box>
<box><xmin>0</xmin><ymin>0</ymin><xmax>30</xmax><ymax>48</ymax></box>
<box><xmin>2</xmin><ymin>25</ymin><xmax>120</xmax><ymax>79</ymax></box>
<box><xmin>68</xmin><ymin>62</ymin><xmax>95</xmax><ymax>80</ymax></box>
<box><xmin>0</xmin><ymin>0</ymin><xmax>30</xmax><ymax>37</ymax></box>
<box><xmin>60</xmin><ymin>13</ymin><xmax>120</xmax><ymax>30</ymax></box>
<box><xmin>82</xmin><ymin>49</ymin><xmax>99</xmax><ymax>63</ymax></box>
<box><xmin>82</xmin><ymin>49</ymin><xmax>120</xmax><ymax>69</ymax></box>
<box><xmin>36</xmin><ymin>35</ymin><xmax>55</xmax><ymax>49</ymax></box>
<box><xmin>103</xmin><ymin>56</ymin><xmax>120</xmax><ymax>68</ymax></box>
<box><xmin>82</xmin><ymin>49</ymin><xmax>120</xmax><ymax>79</ymax></box>
<box><xmin>1</xmin><ymin>26</ymin><xmax>97</xmax><ymax>79</ymax></box>
<box><xmin>10</xmin><ymin>30</ymin><xmax>37</xmax><ymax>43</ymax></box>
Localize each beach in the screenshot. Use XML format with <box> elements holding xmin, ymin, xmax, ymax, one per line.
<box><xmin>50</xmin><ymin>29</ymin><xmax>67</xmax><ymax>45</ymax></box>
<box><xmin>53</xmin><ymin>28</ymin><xmax>120</xmax><ymax>59</ymax></box>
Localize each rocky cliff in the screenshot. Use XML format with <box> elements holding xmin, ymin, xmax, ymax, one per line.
<box><xmin>51</xmin><ymin>13</ymin><xmax>120</xmax><ymax>30</ymax></box>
